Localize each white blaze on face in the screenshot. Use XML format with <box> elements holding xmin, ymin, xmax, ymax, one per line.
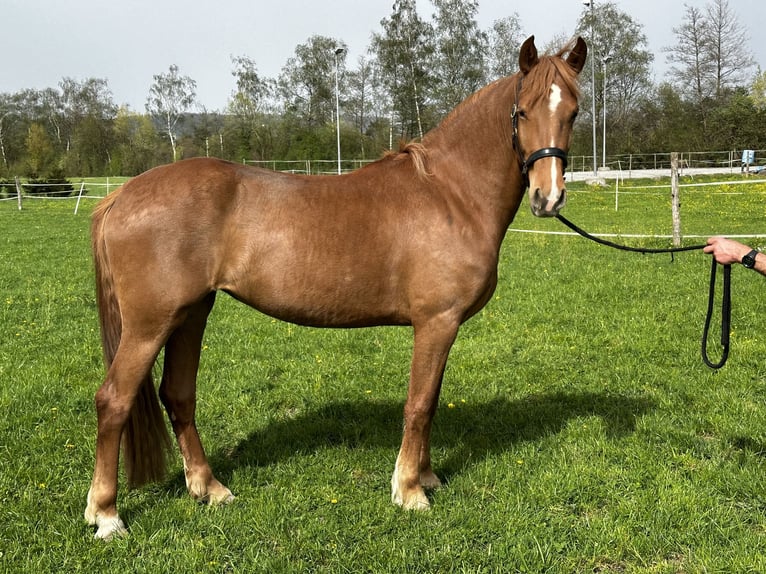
<box><xmin>546</xmin><ymin>83</ymin><xmax>564</xmax><ymax>205</ymax></box>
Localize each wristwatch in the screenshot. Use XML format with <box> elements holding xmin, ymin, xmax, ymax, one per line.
<box><xmin>742</xmin><ymin>249</ymin><xmax>759</xmax><ymax>269</ymax></box>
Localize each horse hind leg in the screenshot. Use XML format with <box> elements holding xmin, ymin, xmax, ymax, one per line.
<box><xmin>85</xmin><ymin>333</ymin><xmax>169</xmax><ymax>540</ymax></box>
<box><xmin>159</xmin><ymin>293</ymin><xmax>233</xmax><ymax>506</ymax></box>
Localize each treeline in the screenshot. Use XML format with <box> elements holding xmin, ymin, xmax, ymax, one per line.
<box><xmin>1</xmin><ymin>0</ymin><xmax>765</xmax><ymax>179</ymax></box>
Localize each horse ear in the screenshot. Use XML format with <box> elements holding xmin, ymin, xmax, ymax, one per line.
<box><xmin>519</xmin><ymin>36</ymin><xmax>538</xmax><ymax>75</ymax></box>
<box><xmin>565</xmin><ymin>36</ymin><xmax>588</xmax><ymax>74</ymax></box>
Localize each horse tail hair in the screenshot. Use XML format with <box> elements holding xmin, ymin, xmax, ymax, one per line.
<box><xmin>92</xmin><ymin>187</ymin><xmax>172</xmax><ymax>488</ymax></box>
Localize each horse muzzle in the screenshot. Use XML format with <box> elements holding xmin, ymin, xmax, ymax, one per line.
<box><xmin>522</xmin><ymin>147</ymin><xmax>568</xmax><ymax>217</ymax></box>
<box><xmin>530</xmin><ymin>187</ymin><xmax>567</xmax><ymax>217</ymax></box>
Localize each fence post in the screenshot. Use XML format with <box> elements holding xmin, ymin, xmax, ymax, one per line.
<box><xmin>14</xmin><ymin>176</ymin><xmax>22</xmax><ymax>211</ymax></box>
<box><xmin>671</xmin><ymin>152</ymin><xmax>681</xmax><ymax>247</ymax></box>
<box><xmin>74</xmin><ymin>181</ymin><xmax>86</xmax><ymax>215</ymax></box>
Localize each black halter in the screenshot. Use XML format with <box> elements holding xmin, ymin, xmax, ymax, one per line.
<box><xmin>510</xmin><ymin>74</ymin><xmax>569</xmax><ymax>177</ymax></box>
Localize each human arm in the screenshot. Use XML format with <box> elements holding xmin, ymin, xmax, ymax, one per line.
<box><xmin>704</xmin><ymin>236</ymin><xmax>766</xmax><ymax>276</ymax></box>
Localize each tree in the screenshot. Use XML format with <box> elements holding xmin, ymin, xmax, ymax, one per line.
<box><xmin>59</xmin><ymin>78</ymin><xmax>116</xmax><ymax>150</ymax></box>
<box><xmin>24</xmin><ymin>123</ymin><xmax>55</xmax><ymax>177</ymax></box>
<box><xmin>57</xmin><ymin>78</ymin><xmax>116</xmax><ymax>175</ymax></box>
<box><xmin>0</xmin><ymin>94</ymin><xmax>20</xmax><ymax>173</ymax></box>
<box><xmin>664</xmin><ymin>4</ymin><xmax>713</xmax><ymax>100</ymax></box>
<box><xmin>146</xmin><ymin>65</ymin><xmax>197</xmax><ymax>162</ymax></box>
<box><xmin>371</xmin><ymin>0</ymin><xmax>434</xmax><ymax>141</ymax></box>
<box><xmin>277</xmin><ymin>35</ymin><xmax>344</xmax><ymax>127</ymax></box>
<box><xmin>430</xmin><ymin>0</ymin><xmax>487</xmax><ymax>116</ymax></box>
<box><xmin>228</xmin><ymin>55</ymin><xmax>273</xmax><ymax>160</ymax></box>
<box><xmin>665</xmin><ymin>0</ymin><xmax>754</xmax><ymax>101</ymax></box>
<box><xmin>575</xmin><ymin>2</ymin><xmax>654</xmax><ymax>155</ymax></box>
<box><xmin>707</xmin><ymin>89</ymin><xmax>765</xmax><ymax>150</ymax></box>
<box><xmin>112</xmin><ymin>107</ymin><xmax>161</xmax><ymax>175</ymax></box>
<box><xmin>750</xmin><ymin>68</ymin><xmax>766</xmax><ymax>110</ymax></box>
<box><xmin>631</xmin><ymin>83</ymin><xmax>706</xmax><ymax>153</ymax></box>
<box><xmin>704</xmin><ymin>0</ymin><xmax>754</xmax><ymax>98</ymax></box>
<box><xmin>345</xmin><ymin>56</ymin><xmax>384</xmax><ymax>157</ymax></box>
<box><xmin>486</xmin><ymin>14</ymin><xmax>525</xmax><ymax>80</ymax></box>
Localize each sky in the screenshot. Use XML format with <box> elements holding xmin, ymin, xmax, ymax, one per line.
<box><xmin>3</xmin><ymin>0</ymin><xmax>765</xmax><ymax>112</ymax></box>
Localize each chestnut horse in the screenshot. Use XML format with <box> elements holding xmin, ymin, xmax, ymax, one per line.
<box><xmin>85</xmin><ymin>36</ymin><xmax>587</xmax><ymax>539</ymax></box>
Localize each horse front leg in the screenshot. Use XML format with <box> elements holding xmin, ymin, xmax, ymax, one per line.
<box><xmin>392</xmin><ymin>316</ymin><xmax>459</xmax><ymax>510</ymax></box>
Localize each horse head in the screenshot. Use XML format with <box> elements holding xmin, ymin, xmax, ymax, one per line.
<box><xmin>513</xmin><ymin>35</ymin><xmax>587</xmax><ymax>217</ymax></box>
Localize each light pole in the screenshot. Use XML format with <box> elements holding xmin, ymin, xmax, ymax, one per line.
<box><xmin>583</xmin><ymin>0</ymin><xmax>597</xmax><ymax>176</ymax></box>
<box><xmin>334</xmin><ymin>47</ymin><xmax>345</xmax><ymax>175</ymax></box>
<box><xmin>602</xmin><ymin>55</ymin><xmax>611</xmax><ymax>169</ymax></box>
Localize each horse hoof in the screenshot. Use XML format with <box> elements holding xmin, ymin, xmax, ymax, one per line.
<box><xmin>193</xmin><ymin>481</ymin><xmax>235</xmax><ymax>506</ymax></box>
<box><xmin>188</xmin><ymin>476</ymin><xmax>234</xmax><ymax>506</ymax></box>
<box><xmin>209</xmin><ymin>491</ymin><xmax>235</xmax><ymax>506</ymax></box>
<box><xmin>391</xmin><ymin>485</ymin><xmax>431</xmax><ymax>511</ymax></box>
<box><xmin>93</xmin><ymin>516</ymin><xmax>128</xmax><ymax>541</ymax></box>
<box><xmin>420</xmin><ymin>471</ymin><xmax>442</xmax><ymax>490</ymax></box>
<box><xmin>400</xmin><ymin>492</ymin><xmax>431</xmax><ymax>511</ymax></box>
<box><xmin>206</xmin><ymin>481</ymin><xmax>235</xmax><ymax>506</ymax></box>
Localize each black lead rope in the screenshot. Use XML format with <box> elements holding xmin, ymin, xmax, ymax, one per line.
<box><xmin>701</xmin><ymin>259</ymin><xmax>731</xmax><ymax>369</ymax></box>
<box><xmin>555</xmin><ymin>214</ymin><xmax>731</xmax><ymax>369</ymax></box>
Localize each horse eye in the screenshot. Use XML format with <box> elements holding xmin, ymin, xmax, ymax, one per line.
<box><xmin>518</xmin><ymin>109</ymin><xmax>527</xmax><ymax>119</ymax></box>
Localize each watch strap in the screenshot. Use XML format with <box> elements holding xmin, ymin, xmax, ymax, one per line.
<box><xmin>742</xmin><ymin>249</ymin><xmax>759</xmax><ymax>269</ymax></box>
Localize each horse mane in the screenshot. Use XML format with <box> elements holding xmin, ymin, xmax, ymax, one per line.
<box><xmin>420</xmin><ymin>38</ymin><xmax>582</xmax><ymax>161</ymax></box>
<box><xmin>382</xmin><ymin>140</ymin><xmax>432</xmax><ymax>179</ymax></box>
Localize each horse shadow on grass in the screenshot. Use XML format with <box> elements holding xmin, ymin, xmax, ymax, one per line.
<box><xmin>205</xmin><ymin>389</ymin><xmax>655</xmax><ymax>487</ymax></box>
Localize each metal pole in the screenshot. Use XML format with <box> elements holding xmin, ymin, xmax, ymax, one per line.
<box><xmin>586</xmin><ymin>0</ymin><xmax>597</xmax><ymax>175</ymax></box>
<box><xmin>334</xmin><ymin>47</ymin><xmax>345</xmax><ymax>175</ymax></box>
<box><xmin>602</xmin><ymin>56</ymin><xmax>611</xmax><ymax>169</ymax></box>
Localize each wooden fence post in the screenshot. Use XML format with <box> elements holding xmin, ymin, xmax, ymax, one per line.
<box><xmin>671</xmin><ymin>152</ymin><xmax>681</xmax><ymax>247</ymax></box>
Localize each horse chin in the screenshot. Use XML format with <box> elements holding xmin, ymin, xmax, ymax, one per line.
<box><xmin>529</xmin><ymin>188</ymin><xmax>566</xmax><ymax>218</ymax></box>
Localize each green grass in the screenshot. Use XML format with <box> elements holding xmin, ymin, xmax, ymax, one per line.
<box><xmin>1</xmin><ymin>180</ymin><xmax>766</xmax><ymax>573</ymax></box>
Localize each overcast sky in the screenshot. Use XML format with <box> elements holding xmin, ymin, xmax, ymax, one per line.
<box><xmin>3</xmin><ymin>0</ymin><xmax>764</xmax><ymax>112</ymax></box>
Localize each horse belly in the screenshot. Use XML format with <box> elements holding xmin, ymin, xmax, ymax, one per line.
<box><xmin>218</xmin><ymin>243</ymin><xmax>409</xmax><ymax>328</ymax></box>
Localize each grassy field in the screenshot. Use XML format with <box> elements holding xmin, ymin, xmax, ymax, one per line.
<box><xmin>1</xmin><ymin>178</ymin><xmax>765</xmax><ymax>573</ymax></box>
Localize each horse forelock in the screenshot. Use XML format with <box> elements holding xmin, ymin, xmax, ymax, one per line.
<box><xmin>523</xmin><ymin>54</ymin><xmax>581</xmax><ymax>108</ymax></box>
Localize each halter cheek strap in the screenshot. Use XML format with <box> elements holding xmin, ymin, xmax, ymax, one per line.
<box><xmin>511</xmin><ymin>74</ymin><xmax>569</xmax><ymax>177</ymax></box>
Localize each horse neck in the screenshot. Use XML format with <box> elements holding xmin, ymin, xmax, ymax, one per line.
<box><xmin>424</xmin><ymin>75</ymin><xmax>525</xmax><ymax>227</ymax></box>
